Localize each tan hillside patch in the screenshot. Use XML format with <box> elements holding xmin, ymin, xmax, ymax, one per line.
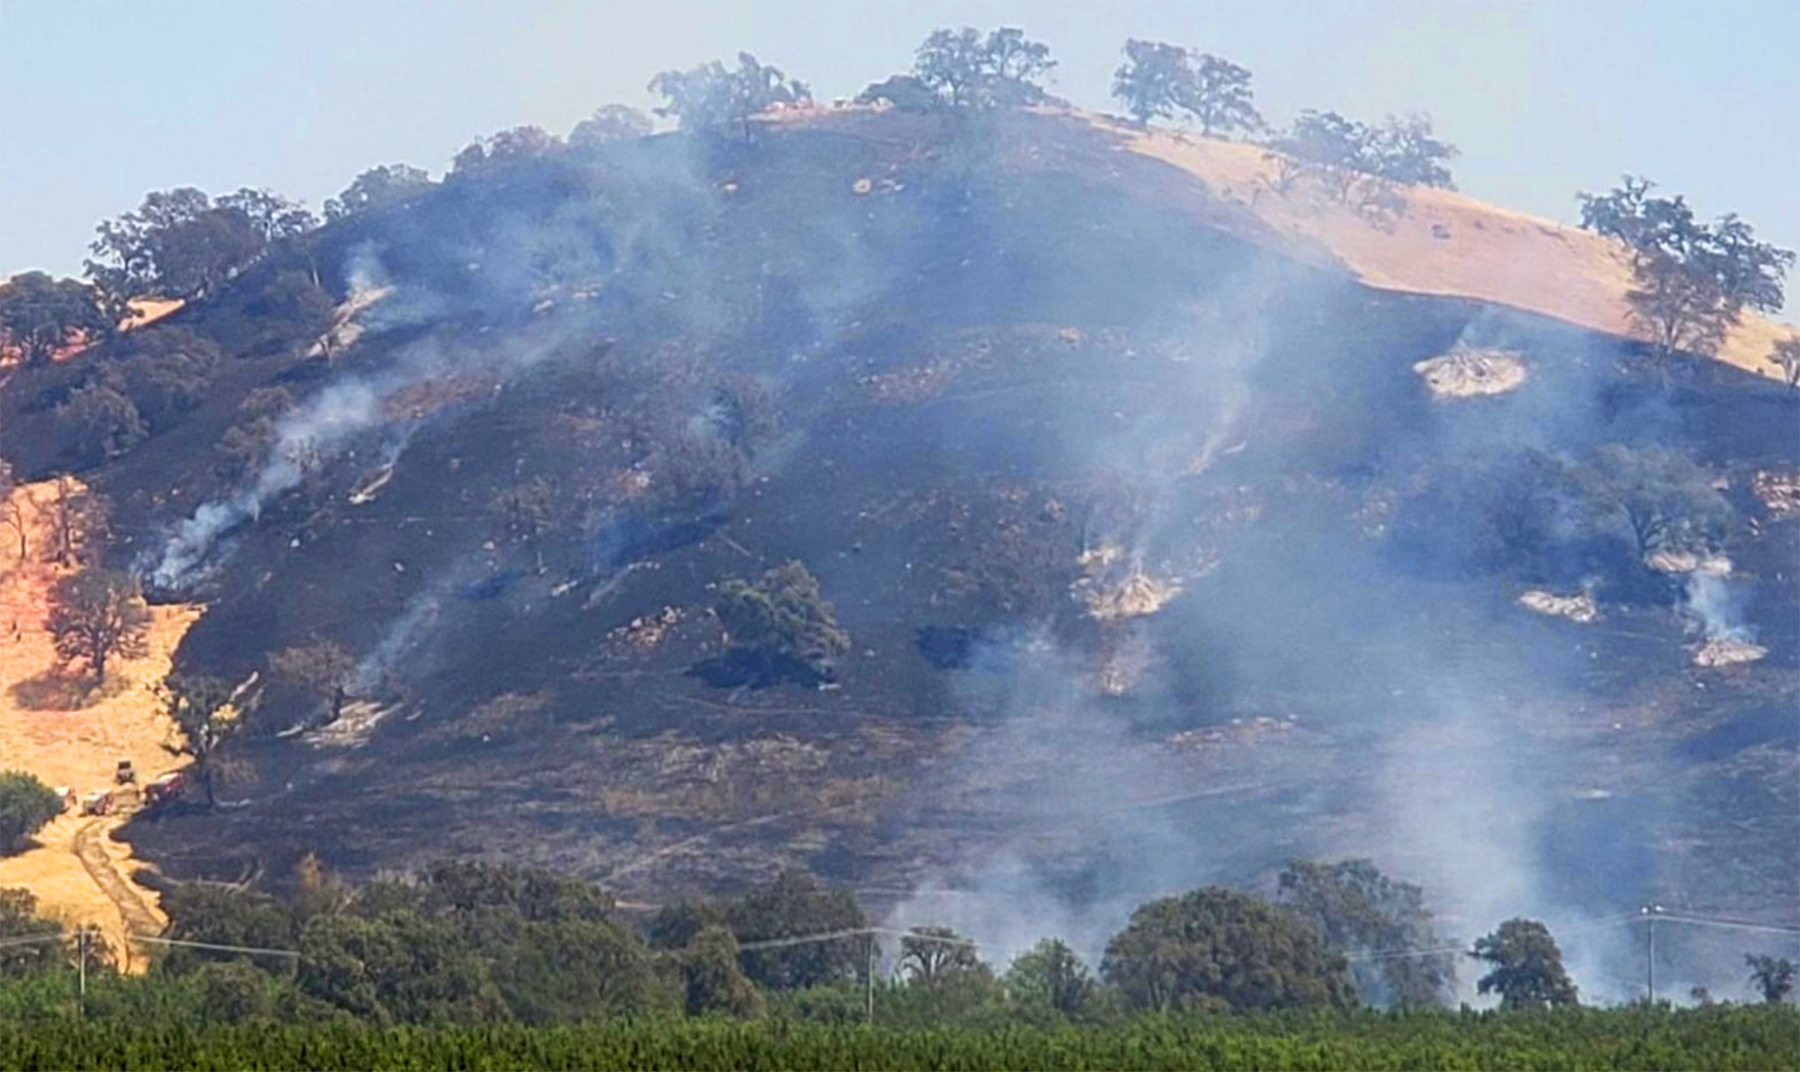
<box><xmin>1095</xmin><ymin>115</ymin><xmax>1794</xmax><ymax>382</ymax></box>
<box><xmin>0</xmin><ymin>478</ymin><xmax>203</xmax><ymax>964</ymax></box>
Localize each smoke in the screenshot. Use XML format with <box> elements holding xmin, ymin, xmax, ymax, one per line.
<box><xmin>1682</xmin><ymin>569</ymin><xmax>1755</xmax><ymax>643</ymax></box>
<box><xmin>878</xmin><ymin>247</ymin><xmax>1691</xmax><ymax>1001</ymax></box>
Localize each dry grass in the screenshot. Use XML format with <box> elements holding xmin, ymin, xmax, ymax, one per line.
<box><xmin>1093</xmin><ymin>115</ymin><xmax>1796</xmax><ymax>382</ymax></box>
<box><xmin>0</xmin><ymin>479</ymin><xmax>202</xmax><ymax>962</ymax></box>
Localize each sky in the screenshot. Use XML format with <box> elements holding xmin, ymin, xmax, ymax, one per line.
<box><xmin>2</xmin><ymin>0</ymin><xmax>1796</xmax><ymax>317</ymax></box>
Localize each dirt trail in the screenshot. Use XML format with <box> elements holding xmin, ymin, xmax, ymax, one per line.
<box><xmin>0</xmin><ymin>478</ymin><xmax>202</xmax><ymax>967</ymax></box>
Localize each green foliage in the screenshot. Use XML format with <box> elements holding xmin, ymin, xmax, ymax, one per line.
<box><xmin>247</xmin><ymin>270</ymin><xmax>336</xmax><ymax>357</ymax></box>
<box><xmin>0</xmin><ymin>272</ymin><xmax>113</xmax><ymax>366</ymax></box>
<box><xmin>1278</xmin><ymin>858</ymin><xmax>1457</xmax><ymax>1008</ymax></box>
<box><xmin>569</xmin><ymin>105</ymin><xmax>654</xmax><ymax>149</ymax></box>
<box><xmin>54</xmin><ymin>381</ymin><xmax>146</xmax><ymax>463</ymax></box>
<box><xmin>1006</xmin><ymin>938</ymin><xmax>1100</xmax><ymax>1018</ymax></box>
<box><xmin>0</xmin><ymin>775</ymin><xmax>63</xmax><ymax>855</ymax></box>
<box><xmin>680</xmin><ymin>925</ymin><xmax>765</xmax><ymax>1019</ymax></box>
<box><xmin>1471</xmin><ymin>918</ymin><xmax>1580</xmax><ymax>1011</ymax></box>
<box><xmin>101</xmin><ymin>325</ymin><xmax>223</xmax><ymax>430</ymax></box>
<box><xmin>1112</xmin><ymin>40</ymin><xmax>1193</xmax><ymax>127</ymax></box>
<box><xmin>714</xmin><ymin>562</ymin><xmax>849</xmax><ymax>681</ymax></box>
<box><xmin>1746</xmin><ymin>954</ymin><xmax>1796</xmax><ymax>1005</ymax></box>
<box><xmin>1102</xmin><ymin>886</ymin><xmax>1357</xmax><ymax>1013</ymax></box>
<box><xmin>914</xmin><ymin>27</ymin><xmax>1055</xmax><ymax>110</ymax></box>
<box><xmin>723</xmin><ymin>869</ymin><xmax>869</xmax><ymax>991</ymax></box>
<box><xmin>897</xmin><ymin>925</ymin><xmax>985</xmax><ymax>985</ymax></box>
<box><xmin>216</xmin><ymin>188</ymin><xmax>317</xmax><ymax>242</ymax></box>
<box><xmin>1</xmin><ymin>1005</ymin><xmax>1797</xmax><ymax>1070</ymax></box>
<box><xmin>46</xmin><ymin>566</ymin><xmax>151</xmax><ymax>680</ymax></box>
<box><xmin>1576</xmin><ymin>444</ymin><xmax>1734</xmax><ymax>560</ymax></box>
<box><xmin>650</xmin><ymin>54</ymin><xmax>809</xmax><ymax>142</ymax></box>
<box><xmin>157</xmin><ymin>673</ymin><xmax>242</xmax><ymax>807</ymax></box>
<box><xmin>85</xmin><ymin>187</ymin><xmax>278</xmax><ymax>304</ymax></box>
<box><xmin>324</xmin><ymin>164</ymin><xmax>434</xmax><ymax>221</ymax></box>
<box><xmin>1270</xmin><ymin>111</ymin><xmax>1457</xmax><ymax>201</ymax></box>
<box><xmin>1577</xmin><ymin>177</ymin><xmax>1793</xmax><ymax>361</ymax></box>
<box><xmin>452</xmin><ymin>126</ymin><xmax>564</xmax><ymax>174</ymax></box>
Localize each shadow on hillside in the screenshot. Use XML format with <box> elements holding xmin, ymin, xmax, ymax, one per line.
<box><xmin>8</xmin><ymin>668</ymin><xmax>122</xmax><ymax>711</ymax></box>
<box><xmin>686</xmin><ymin>649</ymin><xmax>827</xmax><ymax>690</ymax></box>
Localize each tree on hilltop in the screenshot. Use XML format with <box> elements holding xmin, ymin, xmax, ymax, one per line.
<box><xmin>1185</xmin><ymin>53</ymin><xmax>1261</xmax><ymax>138</ymax></box>
<box><xmin>324</xmin><ymin>164</ymin><xmax>434</xmax><ymax>221</ymax></box>
<box><xmin>1578</xmin><ymin>177</ymin><xmax>1793</xmax><ymax>367</ymax></box>
<box><xmin>1770</xmin><ymin>335</ymin><xmax>1800</xmax><ymax>391</ymax></box>
<box><xmin>569</xmin><ymin>104</ymin><xmax>653</xmax><ymax>149</ymax></box>
<box><xmin>1112</xmin><ymin>40</ymin><xmax>1192</xmax><ymax>127</ymax></box>
<box><xmin>650</xmin><ymin>53</ymin><xmax>810</xmax><ymax>142</ymax></box>
<box><xmin>914</xmin><ymin>27</ymin><xmax>1055</xmax><ymax>110</ymax></box>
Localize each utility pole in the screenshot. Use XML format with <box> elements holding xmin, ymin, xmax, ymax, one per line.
<box><xmin>865</xmin><ymin>931</ymin><xmax>875</xmax><ymax>1025</ymax></box>
<box><xmin>76</xmin><ymin>926</ymin><xmax>87</xmax><ymax>1017</ymax></box>
<box><xmin>1640</xmin><ymin>904</ymin><xmax>1664</xmax><ymax>1002</ymax></box>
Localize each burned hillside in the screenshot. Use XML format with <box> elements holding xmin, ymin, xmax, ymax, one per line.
<box><xmin>1</xmin><ymin>108</ymin><xmax>1794</xmax><ymax>998</ymax></box>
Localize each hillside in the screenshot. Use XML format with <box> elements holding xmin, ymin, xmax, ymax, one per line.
<box><xmin>0</xmin><ymin>108</ymin><xmax>1794</xmax><ymax>997</ymax></box>
<box><xmin>1078</xmin><ymin>112</ymin><xmax>1794</xmax><ymax>382</ymax></box>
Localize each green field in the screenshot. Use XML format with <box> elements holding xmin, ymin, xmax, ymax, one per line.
<box><xmin>3</xmin><ymin>1007</ymin><xmax>1796</xmax><ymax>1072</ymax></box>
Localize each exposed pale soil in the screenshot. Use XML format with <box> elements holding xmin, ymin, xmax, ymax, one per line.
<box><xmin>0</xmin><ymin>479</ymin><xmax>201</xmax><ymax>961</ymax></box>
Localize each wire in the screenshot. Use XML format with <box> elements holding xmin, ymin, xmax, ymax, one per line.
<box><xmin>129</xmin><ymin>935</ymin><xmax>300</xmax><ymax>959</ymax></box>
<box><xmin>735</xmin><ymin>927</ymin><xmax>982</xmax><ymax>952</ymax></box>
<box><xmin>0</xmin><ymin>932</ymin><xmax>63</xmax><ymax>951</ymax></box>
<box><xmin>1653</xmin><ymin>914</ymin><xmax>1800</xmax><ymax>938</ymax></box>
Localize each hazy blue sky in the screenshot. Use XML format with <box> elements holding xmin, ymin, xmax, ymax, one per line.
<box><xmin>3</xmin><ymin>0</ymin><xmax>1796</xmax><ymax>314</ymax></box>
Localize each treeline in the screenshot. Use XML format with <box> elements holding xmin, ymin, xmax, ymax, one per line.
<box><xmin>3</xmin><ymin>23</ymin><xmax>1795</xmax><ymax>399</ymax></box>
<box><xmin>2</xmin><ymin>857</ymin><xmax>1796</xmax><ymax>1032</ymax></box>
<box><xmin>3</xmin><ymin>1007</ymin><xmax>1798</xmax><ymax>1072</ymax></box>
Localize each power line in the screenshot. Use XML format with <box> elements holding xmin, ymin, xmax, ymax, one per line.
<box><xmin>1654</xmin><ymin>913</ymin><xmax>1800</xmax><ymax>938</ymax></box>
<box><xmin>0</xmin><ymin>932</ymin><xmax>63</xmax><ymax>951</ymax></box>
<box><xmin>128</xmin><ymin>934</ymin><xmax>301</xmax><ymax>959</ymax></box>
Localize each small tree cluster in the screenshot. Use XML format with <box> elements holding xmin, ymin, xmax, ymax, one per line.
<box><xmin>650</xmin><ymin>54</ymin><xmax>810</xmax><ymax>143</ymax></box>
<box><xmin>913</xmin><ymin>27</ymin><xmax>1055</xmax><ymax>110</ymax></box>
<box><xmin>1578</xmin><ymin>177</ymin><xmax>1793</xmax><ymax>365</ymax></box>
<box><xmin>85</xmin><ymin>186</ymin><xmax>314</xmax><ymax>309</ymax></box>
<box><xmin>1101</xmin><ymin>886</ymin><xmax>1357</xmax><ymax>1013</ymax></box>
<box><xmin>324</xmin><ymin>164</ymin><xmax>434</xmax><ymax>221</ymax></box>
<box><xmin>1265</xmin><ymin>111</ymin><xmax>1458</xmax><ymax>215</ymax></box>
<box><xmin>714</xmin><ymin>561</ymin><xmax>849</xmax><ymax>682</ymax></box>
<box><xmin>0</xmin><ymin>272</ymin><xmax>114</xmax><ymax>367</ymax></box>
<box><xmin>0</xmin><ymin>772</ymin><xmax>63</xmax><ymax>854</ymax></box>
<box><xmin>452</xmin><ymin>126</ymin><xmax>565</xmax><ymax>175</ymax></box>
<box><xmin>1279</xmin><ymin>858</ymin><xmax>1457</xmax><ymax>1007</ymax></box>
<box><xmin>1112</xmin><ymin>40</ymin><xmax>1261</xmax><ymax>138</ymax></box>
<box><xmin>53</xmin><ymin>325</ymin><xmax>223</xmax><ymax>464</ymax></box>
<box><xmin>568</xmin><ymin>105</ymin><xmax>654</xmax><ymax>150</ymax></box>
